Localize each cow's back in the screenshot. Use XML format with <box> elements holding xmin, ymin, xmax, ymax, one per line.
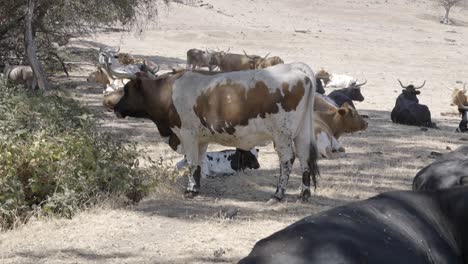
<box><xmin>171</xmin><ymin>63</ymin><xmax>314</xmax><ymax>148</ymax></box>
<box><xmin>239</xmin><ymin>190</ymin><xmax>463</xmax><ymax>264</ymax></box>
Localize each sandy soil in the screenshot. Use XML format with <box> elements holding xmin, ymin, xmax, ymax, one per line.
<box><xmin>1</xmin><ymin>0</ymin><xmax>468</xmax><ymax>263</ymax></box>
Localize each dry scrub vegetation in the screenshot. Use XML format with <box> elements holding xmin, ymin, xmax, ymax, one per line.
<box><xmin>1</xmin><ymin>0</ymin><xmax>468</xmax><ymax>263</ymax></box>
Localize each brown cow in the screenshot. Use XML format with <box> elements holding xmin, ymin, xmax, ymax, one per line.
<box><xmin>314</xmin><ymin>102</ymin><xmax>368</xmax><ymax>158</ymax></box>
<box><xmin>87</xmin><ymin>66</ymin><xmax>113</xmax><ymax>85</ymax></box>
<box><xmin>116</xmin><ymin>52</ymin><xmax>146</xmax><ymax>65</ymax></box>
<box><xmin>258</xmin><ymin>56</ymin><xmax>284</xmax><ymax>69</ymax></box>
<box><xmin>451</xmin><ymin>84</ymin><xmax>468</xmax><ymax>132</ymax></box>
<box><xmin>209</xmin><ymin>50</ymin><xmax>270</xmax><ymax>72</ymax></box>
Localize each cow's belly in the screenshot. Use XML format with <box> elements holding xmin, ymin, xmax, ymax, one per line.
<box><xmin>199</xmin><ymin>129</ymin><xmax>272</xmax><ymax>150</ymax></box>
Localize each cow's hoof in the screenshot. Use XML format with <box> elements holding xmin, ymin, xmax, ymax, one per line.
<box><xmin>300</xmin><ymin>189</ymin><xmax>311</xmax><ymax>202</ymax></box>
<box><xmin>266</xmin><ymin>196</ymin><xmax>281</xmax><ymax>206</ymax></box>
<box><xmin>184</xmin><ymin>190</ymin><xmax>199</xmax><ymax>199</ymax></box>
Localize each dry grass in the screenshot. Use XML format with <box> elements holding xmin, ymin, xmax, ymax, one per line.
<box><xmin>1</xmin><ymin>0</ymin><xmax>468</xmax><ymax>263</ymax></box>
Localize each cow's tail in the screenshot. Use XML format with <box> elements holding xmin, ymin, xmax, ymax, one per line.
<box><xmin>296</xmin><ymin>72</ymin><xmax>320</xmax><ymax>190</ymax></box>
<box><xmin>307</xmin><ymin>76</ymin><xmax>320</xmax><ymax>189</ymax></box>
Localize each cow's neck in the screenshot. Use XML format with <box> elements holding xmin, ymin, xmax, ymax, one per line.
<box><xmin>141</xmin><ymin>75</ymin><xmax>183</xmax><ymax>151</ymax></box>
<box><xmin>315</xmin><ymin>111</ymin><xmax>345</xmax><ymax>138</ymax></box>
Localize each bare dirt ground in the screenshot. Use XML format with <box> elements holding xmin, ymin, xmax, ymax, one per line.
<box><xmin>1</xmin><ymin>0</ymin><xmax>468</xmax><ymax>263</ymax></box>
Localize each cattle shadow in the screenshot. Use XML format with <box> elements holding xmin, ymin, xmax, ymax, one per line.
<box><xmin>10</xmin><ymin>248</ymin><xmax>134</xmax><ymax>262</ymax></box>
<box><xmin>68</xmin><ymin>39</ymin><xmax>186</xmax><ymax>69</ymax></box>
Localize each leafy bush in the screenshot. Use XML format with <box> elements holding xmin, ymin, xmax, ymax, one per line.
<box><xmin>0</xmin><ymin>84</ymin><xmax>157</xmax><ymax>230</ymax></box>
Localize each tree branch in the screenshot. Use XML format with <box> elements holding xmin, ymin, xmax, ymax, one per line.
<box><xmin>24</xmin><ymin>0</ymin><xmax>49</xmax><ymax>90</ymax></box>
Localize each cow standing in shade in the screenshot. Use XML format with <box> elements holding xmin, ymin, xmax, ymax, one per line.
<box><xmin>209</xmin><ymin>50</ymin><xmax>270</xmax><ymax>72</ymax></box>
<box><xmin>239</xmin><ymin>187</ymin><xmax>468</xmax><ymax>264</ymax></box>
<box><xmin>186</xmin><ymin>48</ymin><xmax>215</xmax><ymax>71</ymax></box>
<box><xmin>109</xmin><ymin>62</ymin><xmax>320</xmax><ymax>203</ymax></box>
<box><xmin>391</xmin><ymin>80</ymin><xmax>437</xmax><ymax>128</ymax></box>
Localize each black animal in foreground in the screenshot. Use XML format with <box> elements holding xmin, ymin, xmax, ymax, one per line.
<box><xmin>238</xmin><ymin>187</ymin><xmax>468</xmax><ymax>264</ymax></box>
<box><xmin>391</xmin><ymin>80</ymin><xmax>437</xmax><ymax>128</ymax></box>
<box><xmin>413</xmin><ymin>145</ymin><xmax>468</xmax><ymax>191</ymax></box>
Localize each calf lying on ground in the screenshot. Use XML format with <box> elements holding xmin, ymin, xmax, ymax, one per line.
<box><xmin>239</xmin><ymin>186</ymin><xmax>468</xmax><ymax>264</ymax></box>
<box><xmin>3</xmin><ymin>63</ymin><xmax>37</xmax><ymax>89</ymax></box>
<box><xmin>327</xmin><ymin>79</ymin><xmax>367</xmax><ymax>108</ymax></box>
<box><xmin>413</xmin><ymin>145</ymin><xmax>468</xmax><ymax>191</ymax></box>
<box><xmin>176</xmin><ymin>148</ymin><xmax>260</xmax><ymax>177</ymax></box>
<box><xmin>314</xmin><ymin>102</ymin><xmax>368</xmax><ymax>158</ymax></box>
<box><xmin>391</xmin><ymin>80</ymin><xmax>437</xmax><ymax>128</ymax></box>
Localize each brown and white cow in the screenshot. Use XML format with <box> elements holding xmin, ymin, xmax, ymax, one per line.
<box><xmin>110</xmin><ymin>63</ymin><xmax>319</xmax><ymax>203</ymax></box>
<box><xmin>450</xmin><ymin>85</ymin><xmax>468</xmax><ymax>132</ymax></box>
<box><xmin>314</xmin><ymin>102</ymin><xmax>368</xmax><ymax>158</ymax></box>
<box><xmin>209</xmin><ymin>50</ymin><xmax>270</xmax><ymax>72</ymax></box>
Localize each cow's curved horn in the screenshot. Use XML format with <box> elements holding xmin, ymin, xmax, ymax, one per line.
<box><xmin>115</xmin><ymin>46</ymin><xmax>120</xmax><ymax>53</ymax></box>
<box><xmin>106</xmin><ymin>63</ymin><xmax>136</xmax><ymax>80</ymax></box>
<box><xmin>463</xmin><ymin>83</ymin><xmax>467</xmax><ymax>92</ymax></box>
<box><xmin>262</xmin><ymin>52</ymin><xmax>270</xmax><ymax>61</ymax></box>
<box><xmin>226</xmin><ymin>47</ymin><xmax>231</xmax><ymax>53</ymax></box>
<box><xmin>398</xmin><ymin>79</ymin><xmax>408</xmax><ymax>89</ymax></box>
<box><xmin>356</xmin><ymin>79</ymin><xmax>367</xmax><ymax>87</ymax></box>
<box><xmin>144</xmin><ymin>60</ymin><xmax>160</xmax><ymax>75</ymax></box>
<box><xmin>414</xmin><ymin>80</ymin><xmax>426</xmax><ymax>89</ymax></box>
<box><xmin>447</xmin><ymin>87</ymin><xmax>454</xmax><ymax>92</ymax></box>
<box><xmin>243</xmin><ymin>49</ymin><xmax>254</xmax><ymax>59</ymax></box>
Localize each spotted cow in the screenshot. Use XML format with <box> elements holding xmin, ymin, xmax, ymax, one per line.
<box><xmin>109</xmin><ymin>63</ymin><xmax>320</xmax><ymax>202</ymax></box>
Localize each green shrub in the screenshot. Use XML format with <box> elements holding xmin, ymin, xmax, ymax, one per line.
<box><xmin>0</xmin><ymin>84</ymin><xmax>157</xmax><ymax>230</ymax></box>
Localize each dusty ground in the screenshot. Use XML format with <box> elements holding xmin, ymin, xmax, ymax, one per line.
<box><xmin>1</xmin><ymin>0</ymin><xmax>468</xmax><ymax>263</ymax></box>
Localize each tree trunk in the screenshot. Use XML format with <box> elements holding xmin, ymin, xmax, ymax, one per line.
<box><xmin>24</xmin><ymin>0</ymin><xmax>49</xmax><ymax>90</ymax></box>
<box><xmin>441</xmin><ymin>6</ymin><xmax>451</xmax><ymax>24</ymax></box>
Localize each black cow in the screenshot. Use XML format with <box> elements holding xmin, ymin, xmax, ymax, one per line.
<box><xmin>413</xmin><ymin>145</ymin><xmax>468</xmax><ymax>191</ymax></box>
<box><xmin>327</xmin><ymin>80</ymin><xmax>367</xmax><ymax>108</ymax></box>
<box><xmin>239</xmin><ymin>187</ymin><xmax>468</xmax><ymax>264</ymax></box>
<box><xmin>391</xmin><ymin>80</ymin><xmax>437</xmax><ymax>128</ymax></box>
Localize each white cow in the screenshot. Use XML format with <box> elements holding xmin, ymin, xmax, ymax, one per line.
<box><xmin>315</xmin><ymin>68</ymin><xmax>357</xmax><ymax>89</ymax></box>
<box><xmin>111</xmin><ymin>62</ymin><xmax>320</xmax><ymax>203</ymax></box>
<box><xmin>3</xmin><ymin>63</ymin><xmax>37</xmax><ymax>89</ymax></box>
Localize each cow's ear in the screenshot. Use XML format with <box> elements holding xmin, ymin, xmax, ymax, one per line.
<box><xmin>256</xmin><ymin>148</ymin><xmax>260</xmax><ymax>153</ymax></box>
<box><xmin>338</xmin><ymin>108</ymin><xmax>347</xmax><ymax>116</ymax></box>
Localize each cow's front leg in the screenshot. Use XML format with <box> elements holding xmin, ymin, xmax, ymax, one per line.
<box><xmin>268</xmin><ymin>136</ymin><xmax>295</xmax><ymax>205</ymax></box>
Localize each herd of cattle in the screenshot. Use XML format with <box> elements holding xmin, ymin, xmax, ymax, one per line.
<box><xmin>1</xmin><ymin>47</ymin><xmax>468</xmax><ymax>263</ymax></box>
<box><xmin>92</xmin><ymin>48</ymin><xmax>468</xmax><ymax>262</ymax></box>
